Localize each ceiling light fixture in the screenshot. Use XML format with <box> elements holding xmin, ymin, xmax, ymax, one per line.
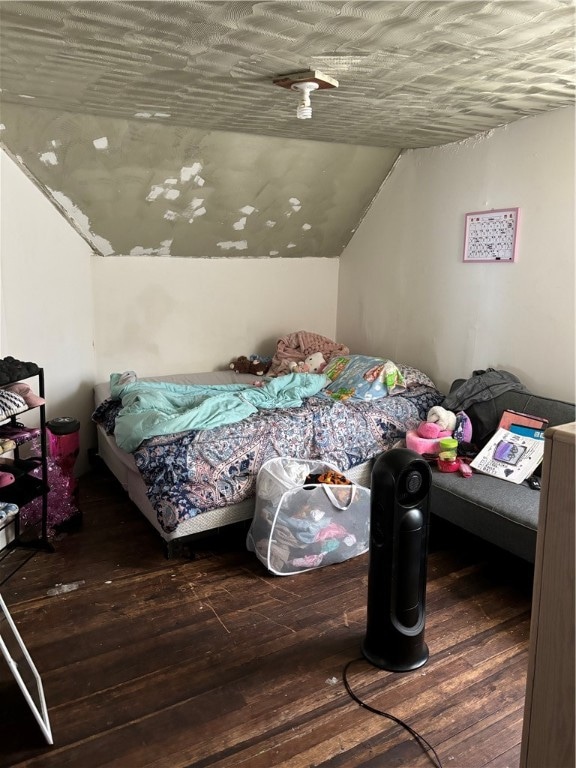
<box><xmin>273</xmin><ymin>70</ymin><xmax>339</xmax><ymax>120</ymax></box>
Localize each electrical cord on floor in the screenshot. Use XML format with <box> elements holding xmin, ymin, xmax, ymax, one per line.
<box><xmin>342</xmin><ymin>657</ymin><xmax>443</xmax><ymax>768</ymax></box>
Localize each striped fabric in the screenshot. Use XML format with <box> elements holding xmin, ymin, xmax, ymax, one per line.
<box><xmin>0</xmin><ymin>389</ymin><xmax>28</xmax><ymax>420</ymax></box>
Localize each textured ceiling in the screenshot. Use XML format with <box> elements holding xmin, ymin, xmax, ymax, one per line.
<box><xmin>0</xmin><ymin>0</ymin><xmax>574</xmax><ymax>149</ymax></box>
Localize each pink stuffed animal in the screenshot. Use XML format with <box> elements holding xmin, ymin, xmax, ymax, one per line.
<box><xmin>406</xmin><ymin>420</ymin><xmax>452</xmax><ymax>455</ymax></box>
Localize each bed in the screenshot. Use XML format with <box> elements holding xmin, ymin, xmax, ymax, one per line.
<box><xmin>92</xmin><ymin>360</ymin><xmax>443</xmax><ymax>557</ymax></box>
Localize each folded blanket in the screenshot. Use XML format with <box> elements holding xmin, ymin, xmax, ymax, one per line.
<box><xmin>109</xmin><ymin>371</ymin><xmax>329</xmax><ymax>452</ymax></box>
<box><xmin>269</xmin><ymin>330</ymin><xmax>349</xmax><ymax>376</ymax></box>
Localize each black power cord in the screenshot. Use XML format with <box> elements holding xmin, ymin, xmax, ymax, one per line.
<box><xmin>342</xmin><ymin>657</ymin><xmax>443</xmax><ymax>768</ymax></box>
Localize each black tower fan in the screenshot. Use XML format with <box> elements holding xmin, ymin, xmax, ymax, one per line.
<box><xmin>362</xmin><ymin>448</ymin><xmax>432</xmax><ymax>672</ymax></box>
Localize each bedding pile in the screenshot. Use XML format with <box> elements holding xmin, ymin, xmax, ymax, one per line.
<box><xmin>108</xmin><ymin>371</ymin><xmax>329</xmax><ymax>452</ymax></box>
<box><xmin>93</xmin><ymin>362</ymin><xmax>443</xmax><ymax>536</ymax></box>
<box><xmin>268</xmin><ymin>330</ymin><xmax>350</xmax><ymax>377</ymax></box>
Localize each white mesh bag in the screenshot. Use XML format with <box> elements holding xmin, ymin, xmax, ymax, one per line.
<box><xmin>246</xmin><ymin>457</ymin><xmax>370</xmax><ymax>575</ymax></box>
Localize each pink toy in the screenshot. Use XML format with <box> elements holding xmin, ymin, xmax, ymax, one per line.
<box><xmin>417</xmin><ymin>422</ymin><xmax>451</xmax><ymax>440</ymax></box>
<box><xmin>406</xmin><ymin>420</ymin><xmax>452</xmax><ymax>455</ymax></box>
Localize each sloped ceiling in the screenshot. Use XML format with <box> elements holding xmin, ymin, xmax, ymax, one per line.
<box><xmin>0</xmin><ymin>0</ymin><xmax>574</xmax><ymax>257</ymax></box>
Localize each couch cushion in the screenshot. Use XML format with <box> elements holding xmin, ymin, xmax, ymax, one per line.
<box><xmin>430</xmin><ymin>469</ymin><xmax>540</xmax><ymax>562</ymax></box>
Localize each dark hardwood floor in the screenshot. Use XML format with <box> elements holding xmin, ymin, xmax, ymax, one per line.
<box><xmin>0</xmin><ymin>466</ymin><xmax>534</xmax><ymax>768</ymax></box>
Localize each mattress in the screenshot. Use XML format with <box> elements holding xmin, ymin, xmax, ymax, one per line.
<box><xmin>93</xmin><ymin>367</ymin><xmax>441</xmax><ymax>545</ymax></box>
<box><xmin>94</xmin><ymin>371</ymin><xmax>375</xmax><ymax>542</ymax></box>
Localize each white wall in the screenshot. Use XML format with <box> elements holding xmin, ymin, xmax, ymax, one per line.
<box><xmin>337</xmin><ymin>108</ymin><xmax>575</xmax><ymax>403</ymax></box>
<box><xmin>91</xmin><ymin>256</ymin><xmax>339</xmax><ymax>381</ymax></box>
<box><xmin>0</xmin><ymin>149</ymin><xmax>96</xmax><ymax>471</ymax></box>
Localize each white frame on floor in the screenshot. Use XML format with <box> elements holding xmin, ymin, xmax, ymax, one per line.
<box><xmin>0</xmin><ymin>593</ymin><xmax>53</xmax><ymax>745</ymax></box>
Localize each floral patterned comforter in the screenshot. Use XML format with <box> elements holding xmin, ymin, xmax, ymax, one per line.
<box><xmin>93</xmin><ymin>375</ymin><xmax>442</xmax><ymax>534</ymax></box>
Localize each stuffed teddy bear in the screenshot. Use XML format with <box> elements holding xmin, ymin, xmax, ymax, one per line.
<box><xmin>229</xmin><ymin>356</ymin><xmax>271</xmax><ymax>376</ymax></box>
<box><xmin>249</xmin><ymin>359</ymin><xmax>270</xmax><ymax>376</ymax></box>
<box><xmin>289</xmin><ymin>352</ymin><xmax>326</xmax><ymax>374</ymax></box>
<box><xmin>229</xmin><ymin>356</ymin><xmax>252</xmax><ymax>374</ymax></box>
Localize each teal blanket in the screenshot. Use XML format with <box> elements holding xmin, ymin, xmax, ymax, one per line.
<box><xmin>109</xmin><ymin>372</ymin><xmax>329</xmax><ymax>452</ymax></box>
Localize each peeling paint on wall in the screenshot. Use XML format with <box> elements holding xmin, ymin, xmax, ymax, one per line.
<box><xmin>48</xmin><ymin>188</ymin><xmax>114</xmax><ymax>255</ymax></box>
<box><xmin>217</xmin><ymin>240</ymin><xmax>248</xmax><ymax>251</ymax></box>
<box><xmin>39</xmin><ymin>151</ymin><xmax>58</xmax><ymax>166</ymax></box>
<box><xmin>289</xmin><ymin>197</ymin><xmax>302</xmax><ymax>212</ymax></box>
<box><xmin>147</xmin><ymin>185</ymin><xmax>164</xmax><ymax>201</ymax></box>
<box><xmin>129</xmin><ymin>239</ymin><xmax>173</xmax><ymax>256</ymax></box>
<box><xmin>181</xmin><ymin>163</ymin><xmax>202</xmax><ymax>182</ymax></box>
<box><xmin>93</xmin><ymin>137</ymin><xmax>108</xmax><ymax>150</ymax></box>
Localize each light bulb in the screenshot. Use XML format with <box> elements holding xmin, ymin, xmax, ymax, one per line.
<box><xmin>291</xmin><ymin>81</ymin><xmax>319</xmax><ymax>119</ymax></box>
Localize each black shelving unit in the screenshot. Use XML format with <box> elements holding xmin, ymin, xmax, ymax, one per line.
<box><xmin>0</xmin><ymin>368</ymin><xmax>53</xmax><ymax>554</ymax></box>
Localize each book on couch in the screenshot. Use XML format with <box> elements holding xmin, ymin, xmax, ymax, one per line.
<box><xmin>471</xmin><ymin>410</ymin><xmax>547</xmax><ymax>484</ymax></box>
<box><xmin>497</xmin><ymin>408</ymin><xmax>549</xmax><ymax>433</ymax></box>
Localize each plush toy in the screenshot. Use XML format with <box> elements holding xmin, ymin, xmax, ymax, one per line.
<box><xmin>249</xmin><ymin>359</ymin><xmax>270</xmax><ymax>376</ymax></box>
<box><xmin>417</xmin><ymin>422</ymin><xmax>452</xmax><ymax>440</ymax></box>
<box><xmin>289</xmin><ymin>352</ymin><xmax>326</xmax><ymax>374</ymax></box>
<box><xmin>249</xmin><ymin>355</ymin><xmax>272</xmax><ymax>375</ymax></box>
<box><xmin>406</xmin><ymin>420</ymin><xmax>453</xmax><ymax>455</ymax></box>
<box><xmin>230</xmin><ymin>356</ymin><xmax>271</xmax><ymax>376</ymax></box>
<box><xmin>427</xmin><ymin>405</ymin><xmax>457</xmax><ymax>432</ymax></box>
<box><xmin>453</xmin><ymin>411</ymin><xmax>473</xmax><ymax>444</ymax></box>
<box><xmin>229</xmin><ymin>356</ymin><xmax>252</xmax><ymax>374</ymax></box>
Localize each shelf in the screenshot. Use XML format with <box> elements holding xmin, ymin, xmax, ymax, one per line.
<box><xmin>0</xmin><ymin>365</ymin><xmax>50</xmax><ymax>552</ymax></box>
<box><xmin>0</xmin><ymin>475</ymin><xmax>47</xmax><ymax>507</ymax></box>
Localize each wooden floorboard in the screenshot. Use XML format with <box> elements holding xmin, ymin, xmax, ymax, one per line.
<box><xmin>0</xmin><ymin>465</ymin><xmax>534</xmax><ymax>768</ymax></box>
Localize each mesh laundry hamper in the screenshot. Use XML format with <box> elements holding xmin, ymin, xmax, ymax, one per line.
<box><xmin>246</xmin><ymin>457</ymin><xmax>370</xmax><ymax>575</ymax></box>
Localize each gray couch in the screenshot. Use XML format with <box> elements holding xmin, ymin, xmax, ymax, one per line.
<box><xmin>429</xmin><ymin>382</ymin><xmax>575</xmax><ymax>562</ymax></box>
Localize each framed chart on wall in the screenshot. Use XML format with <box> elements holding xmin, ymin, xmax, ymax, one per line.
<box><xmin>463</xmin><ymin>208</ymin><xmax>519</xmax><ymax>263</ymax></box>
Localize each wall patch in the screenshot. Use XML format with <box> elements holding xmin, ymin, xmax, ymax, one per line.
<box><xmin>217</xmin><ymin>240</ymin><xmax>248</xmax><ymax>251</ymax></box>
<box><xmin>39</xmin><ymin>151</ymin><xmax>58</xmax><ymax>166</ymax></box>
